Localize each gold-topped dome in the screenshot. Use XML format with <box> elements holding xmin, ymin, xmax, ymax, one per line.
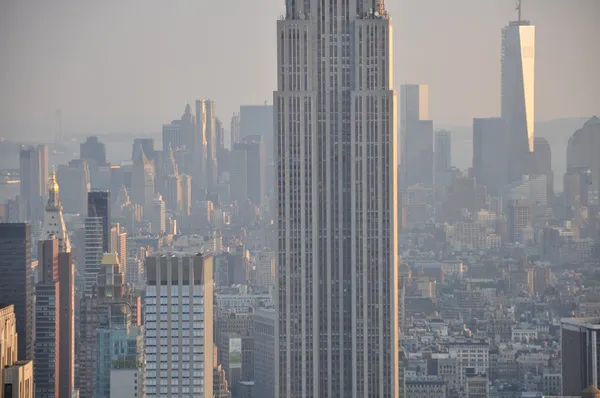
<box><xmin>49</xmin><ymin>168</ymin><xmax>59</xmax><ymax>192</ymax></box>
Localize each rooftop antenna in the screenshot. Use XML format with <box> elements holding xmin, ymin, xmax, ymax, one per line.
<box><xmin>516</xmin><ymin>0</ymin><xmax>522</xmax><ymax>23</ymax></box>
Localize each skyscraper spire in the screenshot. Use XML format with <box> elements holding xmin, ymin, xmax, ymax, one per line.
<box><xmin>41</xmin><ymin>169</ymin><xmax>71</xmax><ymax>253</ymax></box>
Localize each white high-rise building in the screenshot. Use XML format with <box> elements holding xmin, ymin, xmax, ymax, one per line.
<box><xmin>41</xmin><ymin>169</ymin><xmax>71</xmax><ymax>252</ymax></box>
<box><xmin>144</xmin><ymin>254</ymin><xmax>213</xmax><ymax>398</ymax></box>
<box><xmin>151</xmin><ymin>195</ymin><xmax>165</xmax><ymax>235</ymax></box>
<box><xmin>275</xmin><ymin>1</ymin><xmax>399</xmax><ymax>397</ymax></box>
<box><xmin>502</xmin><ymin>14</ymin><xmax>535</xmax><ymax>183</ymax></box>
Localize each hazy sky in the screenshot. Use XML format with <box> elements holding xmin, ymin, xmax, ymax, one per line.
<box><xmin>0</xmin><ymin>0</ymin><xmax>598</xmax><ymax>140</ymax></box>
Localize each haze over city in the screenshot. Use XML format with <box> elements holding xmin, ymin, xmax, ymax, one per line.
<box><xmin>0</xmin><ymin>0</ymin><xmax>598</xmax><ymax>139</ymax></box>
<box><xmin>1</xmin><ymin>1</ymin><xmax>600</xmax><ymax>397</ymax></box>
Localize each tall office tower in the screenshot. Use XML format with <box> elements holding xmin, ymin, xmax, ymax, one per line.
<box><xmin>472</xmin><ymin>117</ymin><xmax>507</xmax><ymax>195</ymax></box>
<box><xmin>240</xmin><ymin>104</ymin><xmax>274</xmax><ymax>160</ymax></box>
<box><xmin>95</xmin><ymin>260</ymin><xmax>145</xmax><ymax>398</ymax></box>
<box><xmin>230</xmin><ymin>148</ymin><xmax>248</xmax><ymax>205</ymax></box>
<box><xmin>507</xmin><ymin>199</ymin><xmax>532</xmax><ymax>243</ymax></box>
<box><xmin>0</xmin><ymin>304</ymin><xmax>18</xmax><ymax>398</ymax></box>
<box><xmin>203</xmin><ymin>100</ymin><xmax>219</xmax><ymax>191</ymax></box>
<box><xmin>563</xmin><ymin>170</ymin><xmax>582</xmax><ymax>211</ymax></box>
<box><xmin>215</xmin><ymin>117</ymin><xmax>225</xmax><ymax>155</ymax></box>
<box><xmin>96</xmin><ymin>303</ymin><xmax>145</xmax><ymax>398</ymax></box>
<box><xmin>180</xmin><ymin>174</ymin><xmax>192</xmax><ymax>216</ymax></box>
<box><xmin>112</xmin><ymin>225</ymin><xmax>127</xmax><ymax>275</ymax></box>
<box><xmin>40</xmin><ymin>170</ymin><xmax>75</xmax><ymax>397</ymax></box>
<box><xmin>151</xmin><ymin>194</ymin><xmax>165</xmax><ymax>234</ymax></box>
<box><xmin>88</xmin><ymin>191</ymin><xmax>111</xmax><ymax>252</ymax></box>
<box><xmin>230</xmin><ymin>113</ymin><xmax>240</xmax><ymax>149</ymax></box>
<box><xmin>144</xmin><ymin>254</ymin><xmax>214</xmax><ymax>397</ymax></box>
<box><xmin>566</xmin><ymin>117</ymin><xmax>600</xmax><ymax>195</ymax></box>
<box><xmin>164</xmin><ymin>174</ymin><xmax>182</xmax><ymax>213</ymax></box>
<box><xmin>80</xmin><ymin>136</ymin><xmax>108</xmax><ymax>166</ymax></box>
<box><xmin>435</xmin><ymin>130</ymin><xmax>451</xmax><ymax>172</ymax></box>
<box><xmin>57</xmin><ymin>159</ymin><xmax>91</xmax><ymax>215</ymax></box>
<box><xmin>232</xmin><ymin>136</ymin><xmax>266</xmax><ymax>206</ymax></box>
<box><xmin>533</xmin><ymin>137</ymin><xmax>554</xmax><ymax>201</ymax></box>
<box><xmin>254</xmin><ymin>307</ymin><xmax>275</xmax><ymax>398</ymax></box>
<box><xmin>275</xmin><ymin>1</ymin><xmax>399</xmax><ymax>397</ymax></box>
<box><xmin>58</xmin><ymin>250</ymin><xmax>74</xmax><ymax>398</ymax></box>
<box><xmin>178</xmin><ymin>103</ymin><xmax>196</xmax><ymax>156</ymax></box>
<box><xmin>79</xmin><ymin>253</ymin><xmax>142</xmax><ymax>398</ymax></box>
<box><xmin>162</xmin><ymin>105</ymin><xmax>194</xmax><ymax>156</ymax></box>
<box><xmin>41</xmin><ymin>170</ymin><xmax>71</xmax><ymax>252</ymax></box>
<box><xmin>35</xmin><ymin>239</ymin><xmax>60</xmax><ymax>398</ymax></box>
<box><xmin>561</xmin><ymin>317</ymin><xmax>600</xmax><ymax>395</ymax></box>
<box><xmin>2</xmin><ymin>360</ymin><xmax>34</xmax><ymax>398</ymax></box>
<box><xmin>19</xmin><ymin>145</ymin><xmax>48</xmax><ymax>222</ymax></box>
<box><xmin>162</xmin><ymin>120</ymin><xmax>182</xmax><ymax>152</ymax></box>
<box><xmin>194</xmin><ymin>100</ymin><xmax>209</xmax><ymax>195</ymax></box>
<box><xmin>501</xmin><ymin>15</ymin><xmax>535</xmax><ymax>183</ymax></box>
<box><xmin>400</xmin><ymin>84</ymin><xmax>434</xmax><ymax>188</ymax></box>
<box><xmin>132</xmin><ymin>138</ymin><xmax>155</xmax><ymax>163</ymax></box>
<box><xmin>131</xmin><ymin>149</ymin><xmax>155</xmax><ymax>217</ymax></box>
<box><xmin>84</xmin><ymin>217</ymin><xmax>104</xmax><ymax>296</ymax></box>
<box><xmin>0</xmin><ymin>223</ymin><xmax>33</xmax><ymax>361</ymax></box>
<box><xmin>434</xmin><ymin>130</ymin><xmax>452</xmax><ymax>203</ymax></box>
<box><xmin>568</xmin><ymin>166</ymin><xmax>593</xmax><ymax>207</ymax></box>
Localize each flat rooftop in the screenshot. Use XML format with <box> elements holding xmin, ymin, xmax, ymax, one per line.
<box><xmin>561</xmin><ymin>317</ymin><xmax>600</xmax><ymax>330</ymax></box>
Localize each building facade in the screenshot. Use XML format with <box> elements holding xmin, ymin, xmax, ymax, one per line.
<box><xmin>275</xmin><ymin>1</ymin><xmax>399</xmax><ymax>396</ymax></box>
<box><xmin>501</xmin><ymin>19</ymin><xmax>535</xmax><ymax>183</ymax></box>
<box><xmin>0</xmin><ymin>223</ymin><xmax>33</xmax><ymax>361</ymax></box>
<box><xmin>561</xmin><ymin>317</ymin><xmax>600</xmax><ymax>395</ymax></box>
<box><xmin>401</xmin><ymin>84</ymin><xmax>433</xmax><ymax>188</ymax></box>
<box><xmin>254</xmin><ymin>308</ymin><xmax>275</xmax><ymax>398</ymax></box>
<box><xmin>35</xmin><ymin>239</ymin><xmax>61</xmax><ymax>398</ymax></box>
<box><xmin>0</xmin><ymin>305</ymin><xmax>18</xmax><ymax>398</ymax></box>
<box><xmin>144</xmin><ymin>254</ymin><xmax>213</xmax><ymax>397</ymax></box>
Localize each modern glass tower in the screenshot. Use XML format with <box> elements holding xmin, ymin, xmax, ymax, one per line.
<box><xmin>275</xmin><ymin>1</ymin><xmax>399</xmax><ymax>397</ymax></box>
<box><xmin>0</xmin><ymin>223</ymin><xmax>33</xmax><ymax>361</ymax></box>
<box><xmin>501</xmin><ymin>14</ymin><xmax>535</xmax><ymax>183</ymax></box>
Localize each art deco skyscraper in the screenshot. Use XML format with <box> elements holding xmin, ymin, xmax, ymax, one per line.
<box><xmin>275</xmin><ymin>1</ymin><xmax>399</xmax><ymax>397</ymax></box>
<box><xmin>501</xmin><ymin>11</ymin><xmax>535</xmax><ymax>183</ymax></box>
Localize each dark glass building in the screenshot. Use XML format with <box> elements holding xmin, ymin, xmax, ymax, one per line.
<box><xmin>0</xmin><ymin>223</ymin><xmax>33</xmax><ymax>361</ymax></box>
<box><xmin>561</xmin><ymin>317</ymin><xmax>600</xmax><ymax>395</ymax></box>
<box><xmin>80</xmin><ymin>136</ymin><xmax>108</xmax><ymax>166</ymax></box>
<box><xmin>88</xmin><ymin>191</ymin><xmax>111</xmax><ymax>252</ymax></box>
<box><xmin>35</xmin><ymin>238</ymin><xmax>60</xmax><ymax>398</ymax></box>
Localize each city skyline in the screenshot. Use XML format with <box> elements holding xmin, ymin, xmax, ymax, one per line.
<box><xmin>0</xmin><ymin>1</ymin><xmax>599</xmax><ymax>397</ymax></box>
<box><xmin>0</xmin><ymin>0</ymin><xmax>598</xmax><ymax>139</ymax></box>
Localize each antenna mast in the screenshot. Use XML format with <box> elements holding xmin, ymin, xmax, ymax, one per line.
<box><xmin>516</xmin><ymin>0</ymin><xmax>522</xmax><ymax>23</ymax></box>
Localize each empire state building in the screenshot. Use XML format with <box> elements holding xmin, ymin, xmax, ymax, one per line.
<box><xmin>275</xmin><ymin>1</ymin><xmax>399</xmax><ymax>397</ymax></box>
